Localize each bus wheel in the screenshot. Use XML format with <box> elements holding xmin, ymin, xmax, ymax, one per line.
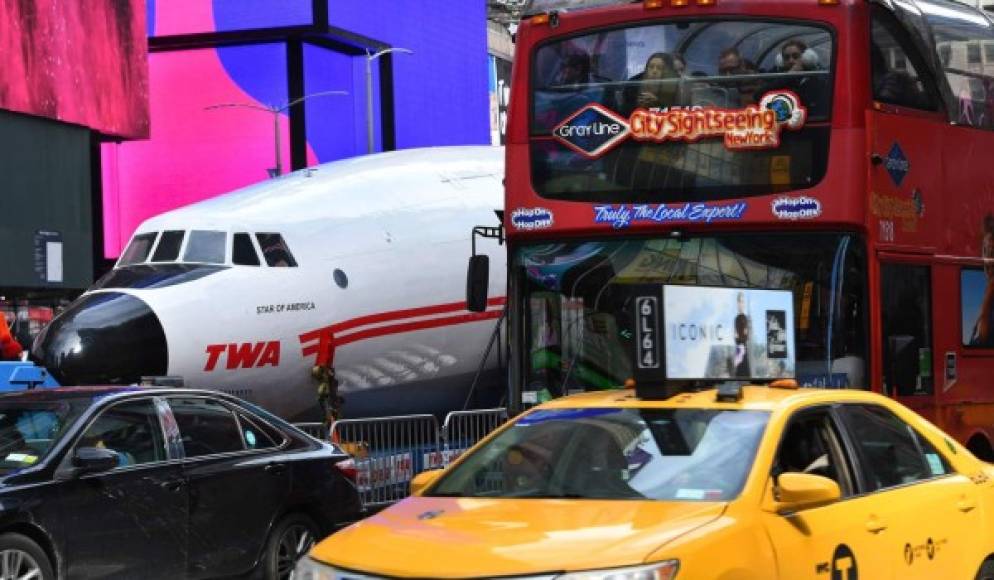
<box><xmin>967</xmin><ymin>435</ymin><xmax>994</xmax><ymax>461</ymax></box>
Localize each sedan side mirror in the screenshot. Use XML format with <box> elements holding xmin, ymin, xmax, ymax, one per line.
<box><xmin>72</xmin><ymin>447</ymin><xmax>121</xmax><ymax>475</ymax></box>
<box><xmin>410</xmin><ymin>469</ymin><xmax>444</xmax><ymax>496</ymax></box>
<box><xmin>775</xmin><ymin>472</ymin><xmax>840</xmax><ymax>514</ymax></box>
<box><xmin>466</xmin><ymin>255</ymin><xmax>490</xmax><ymax>313</ymax></box>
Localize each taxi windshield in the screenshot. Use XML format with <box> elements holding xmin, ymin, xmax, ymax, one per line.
<box><xmin>0</xmin><ymin>401</ymin><xmax>85</xmax><ymax>474</ymax></box>
<box><xmin>429</xmin><ymin>407</ymin><xmax>769</xmax><ymax>501</ymax></box>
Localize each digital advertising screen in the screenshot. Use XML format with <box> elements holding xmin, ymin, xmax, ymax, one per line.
<box><xmin>0</xmin><ymin>0</ymin><xmax>148</xmax><ymax>138</ymax></box>
<box><xmin>661</xmin><ymin>286</ymin><xmax>795</xmax><ymax>381</ymax></box>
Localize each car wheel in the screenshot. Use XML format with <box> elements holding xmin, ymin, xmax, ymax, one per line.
<box><xmin>260</xmin><ymin>514</ymin><xmax>319</xmax><ymax>580</ymax></box>
<box><xmin>978</xmin><ymin>559</ymin><xmax>994</xmax><ymax>580</ymax></box>
<box><xmin>0</xmin><ymin>533</ymin><xmax>54</xmax><ymax>580</ymax></box>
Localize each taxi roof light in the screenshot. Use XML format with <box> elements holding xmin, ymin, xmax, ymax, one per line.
<box><xmin>715</xmin><ymin>381</ymin><xmax>744</xmax><ymax>402</ymax></box>
<box><xmin>770</xmin><ymin>378</ymin><xmax>800</xmax><ymax>390</ymax></box>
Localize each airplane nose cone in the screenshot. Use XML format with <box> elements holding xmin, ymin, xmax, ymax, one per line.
<box><xmin>32</xmin><ymin>292</ymin><xmax>168</xmax><ymax>385</ymax></box>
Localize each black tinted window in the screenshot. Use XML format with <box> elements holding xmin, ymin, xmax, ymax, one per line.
<box><xmin>871</xmin><ymin>7</ymin><xmax>939</xmax><ymax>111</ymax></box>
<box><xmin>232</xmin><ymin>233</ymin><xmax>260</xmax><ymax>266</ymax></box>
<box><xmin>151</xmin><ymin>230</ymin><xmax>185</xmax><ymax>262</ymax></box>
<box><xmin>237</xmin><ymin>412</ymin><xmax>277</xmax><ymax>450</ymax></box>
<box><xmin>78</xmin><ymin>400</ymin><xmax>165</xmax><ymax>466</ymax></box>
<box><xmin>880</xmin><ymin>264</ymin><xmax>932</xmax><ymax>396</ymax></box>
<box><xmin>169</xmin><ymin>398</ymin><xmax>245</xmax><ymax>457</ymax></box>
<box><xmin>838</xmin><ymin>405</ymin><xmax>945</xmax><ymax>492</ymax></box>
<box><xmin>256</xmin><ymin>233</ymin><xmax>297</xmax><ymax>267</ymax></box>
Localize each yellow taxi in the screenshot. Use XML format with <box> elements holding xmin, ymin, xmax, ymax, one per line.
<box><xmin>296</xmin><ymin>383</ymin><xmax>994</xmax><ymax>579</ymax></box>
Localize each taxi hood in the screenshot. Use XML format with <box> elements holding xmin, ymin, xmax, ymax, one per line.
<box><xmin>312</xmin><ymin>497</ymin><xmax>725</xmax><ymax>577</ymax></box>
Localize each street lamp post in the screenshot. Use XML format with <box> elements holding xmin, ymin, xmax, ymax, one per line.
<box><xmin>366</xmin><ymin>47</ymin><xmax>413</xmax><ymax>154</ymax></box>
<box><xmin>206</xmin><ymin>90</ymin><xmax>348</xmax><ymax>177</ymax></box>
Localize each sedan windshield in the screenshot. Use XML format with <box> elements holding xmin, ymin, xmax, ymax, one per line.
<box><xmin>429</xmin><ymin>407</ymin><xmax>769</xmax><ymax>501</ymax></box>
<box><xmin>0</xmin><ymin>401</ymin><xmax>86</xmax><ymax>473</ymax></box>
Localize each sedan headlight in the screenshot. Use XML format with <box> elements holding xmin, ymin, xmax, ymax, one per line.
<box><xmin>292</xmin><ymin>557</ymin><xmax>383</xmax><ymax>580</ymax></box>
<box><xmin>292</xmin><ymin>557</ymin><xmax>337</xmax><ymax>580</ymax></box>
<box><xmin>554</xmin><ymin>561</ymin><xmax>679</xmax><ymax>580</ymax></box>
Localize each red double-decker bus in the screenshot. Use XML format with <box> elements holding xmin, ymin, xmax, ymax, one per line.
<box><xmin>496</xmin><ymin>0</ymin><xmax>994</xmax><ymax>457</ymax></box>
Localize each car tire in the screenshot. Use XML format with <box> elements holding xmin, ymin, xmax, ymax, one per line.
<box><xmin>259</xmin><ymin>513</ymin><xmax>319</xmax><ymax>580</ymax></box>
<box><xmin>978</xmin><ymin>559</ymin><xmax>994</xmax><ymax>580</ymax></box>
<box><xmin>0</xmin><ymin>533</ymin><xmax>54</xmax><ymax>580</ymax></box>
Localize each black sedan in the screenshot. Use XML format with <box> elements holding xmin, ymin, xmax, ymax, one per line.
<box><xmin>0</xmin><ymin>386</ymin><xmax>360</xmax><ymax>579</ymax></box>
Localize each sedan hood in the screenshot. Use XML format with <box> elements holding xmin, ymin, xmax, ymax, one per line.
<box><xmin>311</xmin><ymin>497</ymin><xmax>725</xmax><ymax>578</ymax></box>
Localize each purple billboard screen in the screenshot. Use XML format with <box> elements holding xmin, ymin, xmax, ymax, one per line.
<box><xmin>149</xmin><ymin>0</ymin><xmax>314</xmax><ymax>36</ymax></box>
<box><xmin>103</xmin><ymin>0</ymin><xmax>490</xmax><ymax>258</ymax></box>
<box><xmin>0</xmin><ymin>0</ymin><xmax>149</xmax><ymax>138</ymax></box>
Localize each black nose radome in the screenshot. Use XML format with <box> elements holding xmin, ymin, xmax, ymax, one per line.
<box><xmin>32</xmin><ymin>292</ymin><xmax>167</xmax><ymax>385</ymax></box>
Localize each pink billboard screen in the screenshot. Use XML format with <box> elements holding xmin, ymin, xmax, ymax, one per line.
<box><xmin>0</xmin><ymin>0</ymin><xmax>149</xmax><ymax>138</ymax></box>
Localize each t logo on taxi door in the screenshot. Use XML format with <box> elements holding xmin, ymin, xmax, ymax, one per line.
<box><xmin>831</xmin><ymin>544</ymin><xmax>858</xmax><ymax>580</ymax></box>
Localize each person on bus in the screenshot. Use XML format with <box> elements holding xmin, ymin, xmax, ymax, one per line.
<box><xmin>621</xmin><ymin>52</ymin><xmax>679</xmax><ymax>114</ymax></box>
<box><xmin>0</xmin><ymin>311</ymin><xmax>22</xmax><ymax>361</ymax></box>
<box><xmin>717</xmin><ymin>48</ymin><xmax>761</xmax><ymax>106</ymax></box>
<box><xmin>672</xmin><ymin>53</ymin><xmax>687</xmax><ymax>78</ymax></box>
<box><xmin>536</xmin><ymin>52</ymin><xmax>598</xmax><ymax>130</ymax></box>
<box><xmin>773</xmin><ymin>39</ymin><xmax>826</xmax><ymax>115</ymax></box>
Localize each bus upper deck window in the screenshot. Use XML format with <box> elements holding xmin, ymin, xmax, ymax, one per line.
<box><xmin>233</xmin><ymin>232</ymin><xmax>261</xmax><ymax>266</ymax></box>
<box><xmin>183</xmin><ymin>230</ymin><xmax>227</xmax><ymax>264</ymax></box>
<box><xmin>151</xmin><ymin>230</ymin><xmax>185</xmax><ymax>262</ymax></box>
<box><xmin>255</xmin><ymin>233</ymin><xmax>297</xmax><ymax>267</ymax></box>
<box><xmin>120</xmin><ymin>232</ymin><xmax>158</xmax><ymax>266</ymax></box>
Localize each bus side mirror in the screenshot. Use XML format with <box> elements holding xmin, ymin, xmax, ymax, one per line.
<box><xmin>467</xmin><ymin>255</ymin><xmax>490</xmax><ymax>313</ymax></box>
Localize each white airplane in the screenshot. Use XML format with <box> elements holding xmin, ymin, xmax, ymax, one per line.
<box><xmin>32</xmin><ymin>147</ymin><xmax>507</xmax><ymax>421</ymax></box>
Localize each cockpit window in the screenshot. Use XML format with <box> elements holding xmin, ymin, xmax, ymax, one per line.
<box><xmin>151</xmin><ymin>230</ymin><xmax>185</xmax><ymax>262</ymax></box>
<box><xmin>183</xmin><ymin>230</ymin><xmax>226</xmax><ymax>264</ymax></box>
<box><xmin>255</xmin><ymin>233</ymin><xmax>297</xmax><ymax>267</ymax></box>
<box><xmin>119</xmin><ymin>233</ymin><xmax>158</xmax><ymax>266</ymax></box>
<box><xmin>232</xmin><ymin>233</ymin><xmax>260</xmax><ymax>266</ymax></box>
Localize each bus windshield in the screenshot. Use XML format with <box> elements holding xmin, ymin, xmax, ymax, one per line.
<box><xmin>531</xmin><ymin>20</ymin><xmax>834</xmax><ymax>201</ymax></box>
<box><xmin>514</xmin><ymin>233</ymin><xmax>865</xmax><ymax>397</ymax></box>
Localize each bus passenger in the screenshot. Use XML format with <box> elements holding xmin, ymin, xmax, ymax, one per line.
<box><xmin>672</xmin><ymin>53</ymin><xmax>687</xmax><ymax>78</ymax></box>
<box><xmin>622</xmin><ymin>52</ymin><xmax>679</xmax><ymax>114</ymax></box>
<box><xmin>717</xmin><ymin>48</ymin><xmax>761</xmax><ymax>106</ymax></box>
<box><xmin>774</xmin><ymin>39</ymin><xmax>826</xmax><ymax>114</ymax></box>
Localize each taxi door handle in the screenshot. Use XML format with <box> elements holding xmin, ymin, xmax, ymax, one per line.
<box><xmin>865</xmin><ymin>517</ymin><xmax>887</xmax><ymax>533</ymax></box>
<box><xmin>958</xmin><ymin>498</ymin><xmax>977</xmax><ymax>513</ymax></box>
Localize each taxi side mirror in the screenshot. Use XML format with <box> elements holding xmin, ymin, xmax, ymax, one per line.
<box><xmin>410</xmin><ymin>469</ymin><xmax>444</xmax><ymax>496</ymax></box>
<box><xmin>775</xmin><ymin>472</ymin><xmax>840</xmax><ymax>514</ymax></box>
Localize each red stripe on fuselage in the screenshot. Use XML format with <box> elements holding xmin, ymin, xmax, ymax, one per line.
<box><xmin>299</xmin><ymin>297</ymin><xmax>506</xmax><ymax>358</ymax></box>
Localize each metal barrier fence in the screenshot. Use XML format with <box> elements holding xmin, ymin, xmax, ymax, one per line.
<box><xmin>328</xmin><ymin>409</ymin><xmax>508</xmax><ymax>509</ymax></box>
<box><xmin>330</xmin><ymin>414</ymin><xmax>441</xmax><ymax>508</ymax></box>
<box><xmin>440</xmin><ymin>407</ymin><xmax>509</xmax><ymax>459</ymax></box>
<box><xmin>293</xmin><ymin>422</ymin><xmax>326</xmax><ymax>440</ymax></box>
